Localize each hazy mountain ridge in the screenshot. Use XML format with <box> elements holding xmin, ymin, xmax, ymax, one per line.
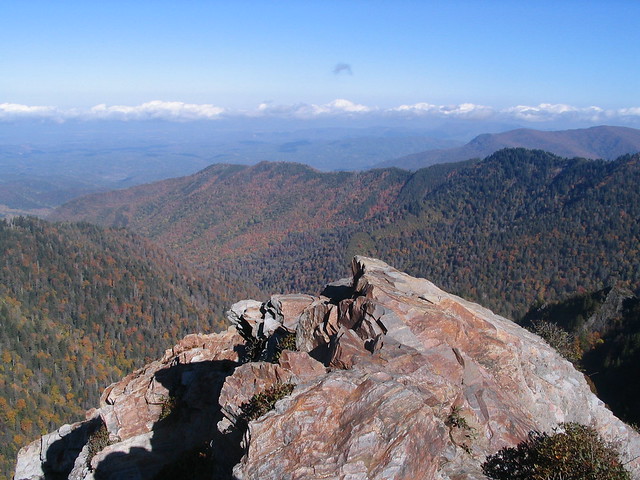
<box><xmin>0</xmin><ymin>124</ymin><xmax>463</xmax><ymax>218</ymax></box>
<box><xmin>0</xmin><ymin>174</ymin><xmax>109</xmax><ymax>219</ymax></box>
<box><xmin>7</xmin><ymin>124</ymin><xmax>639</xmax><ymax>218</ymax></box>
<box><xmin>378</xmin><ymin>125</ymin><xmax>640</xmax><ymax>170</ymax></box>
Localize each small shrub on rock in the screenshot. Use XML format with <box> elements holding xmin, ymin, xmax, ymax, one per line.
<box><xmin>273</xmin><ymin>331</ymin><xmax>297</xmax><ymax>363</ymax></box>
<box><xmin>530</xmin><ymin>320</ymin><xmax>581</xmax><ymax>363</ymax></box>
<box><xmin>446</xmin><ymin>405</ymin><xmax>471</xmax><ymax>430</ymax></box>
<box><xmin>446</xmin><ymin>405</ymin><xmax>477</xmax><ymax>454</ymax></box>
<box><xmin>86</xmin><ymin>423</ymin><xmax>111</xmax><ymax>467</ymax></box>
<box><xmin>159</xmin><ymin>394</ymin><xmax>178</xmax><ymax>421</ymax></box>
<box><xmin>243</xmin><ymin>336</ymin><xmax>267</xmax><ymax>363</ymax></box>
<box><xmin>239</xmin><ymin>383</ymin><xmax>295</xmax><ymax>422</ymax></box>
<box><xmin>482</xmin><ymin>422</ymin><xmax>630</xmax><ymax>480</ymax></box>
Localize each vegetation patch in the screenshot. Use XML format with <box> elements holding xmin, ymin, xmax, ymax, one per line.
<box><xmin>482</xmin><ymin>422</ymin><xmax>631</xmax><ymax>480</ymax></box>
<box><xmin>272</xmin><ymin>331</ymin><xmax>297</xmax><ymax>363</ymax></box>
<box><xmin>241</xmin><ymin>330</ymin><xmax>298</xmax><ymax>364</ymax></box>
<box><xmin>529</xmin><ymin>319</ymin><xmax>581</xmax><ymax>363</ymax></box>
<box><xmin>242</xmin><ymin>336</ymin><xmax>267</xmax><ymax>363</ymax></box>
<box><xmin>239</xmin><ymin>383</ymin><xmax>295</xmax><ymax>423</ymax></box>
<box><xmin>159</xmin><ymin>395</ymin><xmax>179</xmax><ymax>421</ymax></box>
<box><xmin>446</xmin><ymin>405</ymin><xmax>471</xmax><ymax>430</ymax></box>
<box><xmin>86</xmin><ymin>423</ymin><xmax>112</xmax><ymax>468</ymax></box>
<box><xmin>445</xmin><ymin>405</ymin><xmax>477</xmax><ymax>454</ymax></box>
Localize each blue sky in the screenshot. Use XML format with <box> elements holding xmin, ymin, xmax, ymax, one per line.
<box><xmin>1</xmin><ymin>1</ymin><xmax>639</xmax><ymax>125</ymax></box>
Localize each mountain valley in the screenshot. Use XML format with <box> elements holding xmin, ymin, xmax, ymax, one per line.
<box><xmin>51</xmin><ymin>148</ymin><xmax>640</xmax><ymax>321</ymax></box>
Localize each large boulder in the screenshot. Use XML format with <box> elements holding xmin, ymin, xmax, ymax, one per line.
<box><xmin>15</xmin><ymin>257</ymin><xmax>640</xmax><ymax>480</ymax></box>
<box><xmin>232</xmin><ymin>256</ymin><xmax>640</xmax><ymax>479</ymax></box>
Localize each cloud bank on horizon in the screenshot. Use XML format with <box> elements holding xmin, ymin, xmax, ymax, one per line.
<box><xmin>1</xmin><ymin>99</ymin><xmax>639</xmax><ymax>127</ymax></box>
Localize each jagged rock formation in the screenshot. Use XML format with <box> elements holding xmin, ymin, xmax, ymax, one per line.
<box><xmin>14</xmin><ymin>257</ymin><xmax>640</xmax><ymax>479</ymax></box>
<box><xmin>583</xmin><ymin>284</ymin><xmax>635</xmax><ymax>333</ymax></box>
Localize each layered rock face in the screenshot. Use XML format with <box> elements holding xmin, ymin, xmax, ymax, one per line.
<box><xmin>15</xmin><ymin>257</ymin><xmax>640</xmax><ymax>480</ymax></box>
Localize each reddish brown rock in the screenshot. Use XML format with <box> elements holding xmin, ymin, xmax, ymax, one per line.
<box><xmin>276</xmin><ymin>350</ymin><xmax>326</xmax><ymax>383</ymax></box>
<box><xmin>232</xmin><ymin>257</ymin><xmax>640</xmax><ymax>479</ymax></box>
<box><xmin>219</xmin><ymin>362</ymin><xmax>293</xmax><ymax>423</ymax></box>
<box><xmin>268</xmin><ymin>294</ymin><xmax>317</xmax><ymax>331</ymax></box>
<box><xmin>14</xmin><ymin>329</ymin><xmax>244</xmax><ymax>480</ymax></box>
<box><xmin>98</xmin><ymin>329</ymin><xmax>243</xmax><ymax>441</ymax></box>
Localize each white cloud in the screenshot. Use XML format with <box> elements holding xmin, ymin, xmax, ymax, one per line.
<box><xmin>392</xmin><ymin>102</ymin><xmax>438</xmax><ymax>113</ymax></box>
<box><xmin>1</xmin><ymin>100</ymin><xmax>639</xmax><ymax>126</ymax></box>
<box><xmin>391</xmin><ymin>102</ymin><xmax>495</xmax><ymax>119</ymax></box>
<box><xmin>315</xmin><ymin>99</ymin><xmax>371</xmax><ymax>114</ymax></box>
<box><xmin>616</xmin><ymin>107</ymin><xmax>640</xmax><ymax>117</ymax></box>
<box><xmin>88</xmin><ymin>101</ymin><xmax>225</xmax><ymax>121</ymax></box>
<box><xmin>0</xmin><ymin>103</ymin><xmax>59</xmax><ymax>119</ymax></box>
<box><xmin>503</xmin><ymin>103</ymin><xmax>606</xmax><ymax>122</ymax></box>
<box><xmin>0</xmin><ymin>101</ymin><xmax>226</xmax><ymax>122</ymax></box>
<box><xmin>252</xmin><ymin>99</ymin><xmax>372</xmax><ymax>118</ymax></box>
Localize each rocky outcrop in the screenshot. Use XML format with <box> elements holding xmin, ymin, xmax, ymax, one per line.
<box><xmin>15</xmin><ymin>257</ymin><xmax>640</xmax><ymax>479</ymax></box>
<box><xmin>583</xmin><ymin>284</ymin><xmax>635</xmax><ymax>333</ymax></box>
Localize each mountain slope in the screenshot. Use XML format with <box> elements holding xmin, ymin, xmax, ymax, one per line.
<box><xmin>50</xmin><ymin>162</ymin><xmax>413</xmax><ymax>290</ymax></box>
<box><xmin>50</xmin><ymin>150</ymin><xmax>640</xmax><ymax>321</ymax></box>
<box><xmin>377</xmin><ymin>125</ymin><xmax>640</xmax><ymax>170</ymax></box>
<box><xmin>375</xmin><ymin>149</ymin><xmax>640</xmax><ymax>317</ymax></box>
<box><xmin>0</xmin><ymin>217</ymin><xmax>253</xmax><ymax>480</ymax></box>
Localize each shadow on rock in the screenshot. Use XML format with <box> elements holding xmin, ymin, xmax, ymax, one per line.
<box><xmin>42</xmin><ymin>416</ymin><xmax>103</xmax><ymax>480</ymax></box>
<box><xmin>93</xmin><ymin>359</ymin><xmax>244</xmax><ymax>480</ymax></box>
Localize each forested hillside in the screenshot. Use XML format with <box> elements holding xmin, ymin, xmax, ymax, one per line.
<box><xmin>376</xmin><ymin>149</ymin><xmax>640</xmax><ymax>318</ymax></box>
<box><xmin>0</xmin><ymin>218</ymin><xmax>251</xmax><ymax>479</ymax></box>
<box><xmin>51</xmin><ymin>149</ymin><xmax>640</xmax><ymax>322</ymax></box>
<box><xmin>50</xmin><ymin>162</ymin><xmax>413</xmax><ymax>287</ymax></box>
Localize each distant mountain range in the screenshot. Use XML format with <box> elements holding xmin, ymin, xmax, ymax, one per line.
<box><xmin>377</xmin><ymin>125</ymin><xmax>640</xmax><ymax>169</ymax></box>
<box><xmin>50</xmin><ymin>148</ymin><xmax>640</xmax><ymax>321</ymax></box>
<box><xmin>4</xmin><ymin>125</ymin><xmax>640</xmax><ymax>218</ymax></box>
<box><xmin>0</xmin><ymin>125</ymin><xmax>461</xmax><ymax>218</ymax></box>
